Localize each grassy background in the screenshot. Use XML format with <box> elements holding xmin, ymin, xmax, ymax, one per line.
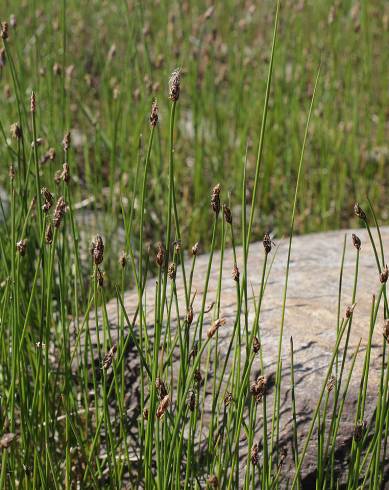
<box><xmin>1</xmin><ymin>2</ymin><xmax>389</xmax><ymax>488</ymax></box>
<box><xmin>1</xmin><ymin>0</ymin><xmax>389</xmax><ymax>249</ymax></box>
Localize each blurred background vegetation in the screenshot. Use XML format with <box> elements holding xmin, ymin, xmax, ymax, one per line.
<box><xmin>1</xmin><ymin>0</ymin><xmax>389</xmax><ymax>252</ymax></box>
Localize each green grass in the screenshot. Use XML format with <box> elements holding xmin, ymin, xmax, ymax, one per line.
<box><xmin>1</xmin><ymin>1</ymin><xmax>389</xmax><ymax>488</ymax></box>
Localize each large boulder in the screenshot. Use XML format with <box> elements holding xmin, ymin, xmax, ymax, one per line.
<box><xmin>77</xmin><ymin>226</ymin><xmax>389</xmax><ymax>486</ymax></box>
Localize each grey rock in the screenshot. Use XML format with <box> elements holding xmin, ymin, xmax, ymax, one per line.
<box><xmin>75</xmin><ymin>226</ymin><xmax>389</xmax><ymax>485</ymax></box>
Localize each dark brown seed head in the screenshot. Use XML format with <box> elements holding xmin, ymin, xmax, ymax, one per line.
<box><xmin>263</xmin><ymin>233</ymin><xmax>272</xmax><ymax>254</ymax></box>
<box><xmin>380</xmin><ymin>265</ymin><xmax>389</xmax><ymax>284</ymax></box>
<box><xmin>253</xmin><ymin>336</ymin><xmax>261</xmax><ymax>354</ymax></box>
<box><xmin>156</xmin><ymin>242</ymin><xmax>165</xmax><ymax>267</ymax></box>
<box><xmin>96</xmin><ymin>267</ymin><xmax>104</xmax><ymax>287</ymax></box>
<box><xmin>194</xmin><ymin>368</ymin><xmax>203</xmax><ymax>387</ymax></box>
<box><xmin>16</xmin><ymin>239</ymin><xmax>27</xmax><ymax>256</ymax></box>
<box><xmin>53</xmin><ymin>196</ymin><xmax>66</xmax><ymax>228</ymax></box>
<box><xmin>102</xmin><ymin>344</ymin><xmax>117</xmax><ymax>370</ymax></box>
<box><xmin>352</xmin><ymin>233</ymin><xmax>361</xmax><ymax>250</ymax></box>
<box><xmin>155</xmin><ymin>377</ymin><xmax>168</xmax><ymax>400</ymax></box>
<box><xmin>250</xmin><ymin>375</ymin><xmax>267</xmax><ymax>403</ymax></box>
<box><xmin>143</xmin><ymin>408</ymin><xmax>149</xmax><ymax>420</ymax></box>
<box><xmin>224</xmin><ymin>391</ymin><xmax>233</xmax><ymax>407</ymax></box>
<box><xmin>62</xmin><ymin>163</ymin><xmax>70</xmax><ymax>183</ymax></box>
<box><xmin>207</xmin><ymin>318</ymin><xmax>225</xmax><ymax>339</ymax></box>
<box><xmin>119</xmin><ymin>251</ymin><xmax>127</xmax><ymax>268</ymax></box>
<box><xmin>232</xmin><ymin>264</ymin><xmax>240</xmax><ymax>282</ymax></box>
<box><xmin>168</xmin><ymin>262</ymin><xmax>176</xmax><ymax>281</ymax></box>
<box><xmin>223</xmin><ymin>204</ymin><xmax>232</xmax><ymax>224</ymax></box>
<box><xmin>188</xmin><ymin>390</ymin><xmax>196</xmax><ymax>411</ymax></box>
<box><xmin>1</xmin><ymin>22</ymin><xmax>9</xmax><ymax>40</ymax></box>
<box><xmin>353</xmin><ymin>420</ymin><xmax>366</xmax><ymax>442</ymax></box>
<box><xmin>211</xmin><ymin>184</ymin><xmax>221</xmax><ymax>215</ymax></box>
<box><xmin>279</xmin><ymin>447</ymin><xmax>288</xmax><ymax>466</ymax></box>
<box><xmin>91</xmin><ymin>235</ymin><xmax>104</xmax><ymax>265</ymax></box>
<box><xmin>354</xmin><ymin>202</ymin><xmax>367</xmax><ymax>221</ymax></box>
<box><xmin>30</xmin><ymin>91</ymin><xmax>36</xmax><ymax>113</ymax></box>
<box><xmin>186</xmin><ymin>306</ymin><xmax>194</xmax><ymax>326</ymax></box>
<box><xmin>150</xmin><ymin>99</ymin><xmax>159</xmax><ymax>127</ymax></box>
<box><xmin>192</xmin><ymin>242</ymin><xmax>199</xmax><ymax>256</ymax></box>
<box><xmin>251</xmin><ymin>443</ymin><xmax>259</xmax><ymax>466</ymax></box>
<box><xmin>326</xmin><ymin>375</ymin><xmax>336</xmax><ymax>392</ymax></box>
<box><xmin>156</xmin><ymin>395</ymin><xmax>170</xmax><ymax>419</ymax></box>
<box><xmin>169</xmin><ymin>68</ymin><xmax>181</xmax><ymax>101</ymax></box>
<box><xmin>345</xmin><ymin>303</ymin><xmax>356</xmax><ymax>319</ymax></box>
<box><xmin>45</xmin><ymin>224</ymin><xmax>53</xmax><ymax>245</ymax></box>
<box><xmin>41</xmin><ymin>187</ymin><xmax>53</xmax><ymax>213</ymax></box>
<box><xmin>10</xmin><ymin>122</ymin><xmax>22</xmax><ymax>140</ymax></box>
<box><xmin>63</xmin><ymin>131</ymin><xmax>71</xmax><ymax>152</ymax></box>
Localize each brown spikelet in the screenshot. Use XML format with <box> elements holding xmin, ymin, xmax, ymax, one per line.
<box><xmin>119</xmin><ymin>251</ymin><xmax>127</xmax><ymax>268</ymax></box>
<box><xmin>250</xmin><ymin>375</ymin><xmax>267</xmax><ymax>403</ymax></box>
<box><xmin>10</xmin><ymin>122</ymin><xmax>22</xmax><ymax>140</ymax></box>
<box><xmin>379</xmin><ymin>265</ymin><xmax>389</xmax><ymax>284</ymax></box>
<box><xmin>253</xmin><ymin>337</ymin><xmax>261</xmax><ymax>353</ymax></box>
<box><xmin>168</xmin><ymin>262</ymin><xmax>176</xmax><ymax>280</ymax></box>
<box><xmin>192</xmin><ymin>242</ymin><xmax>199</xmax><ymax>256</ymax></box>
<box><xmin>156</xmin><ymin>242</ymin><xmax>165</xmax><ymax>267</ymax></box>
<box><xmin>186</xmin><ymin>306</ymin><xmax>194</xmax><ymax>326</ymax></box>
<box><xmin>1</xmin><ymin>22</ymin><xmax>9</xmax><ymax>40</ymax></box>
<box><xmin>96</xmin><ymin>267</ymin><xmax>104</xmax><ymax>287</ymax></box>
<box><xmin>232</xmin><ymin>264</ymin><xmax>240</xmax><ymax>282</ymax></box>
<box><xmin>143</xmin><ymin>408</ymin><xmax>149</xmax><ymax>420</ymax></box>
<box><xmin>251</xmin><ymin>443</ymin><xmax>259</xmax><ymax>465</ymax></box>
<box><xmin>155</xmin><ymin>378</ymin><xmax>168</xmax><ymax>400</ymax></box>
<box><xmin>353</xmin><ymin>420</ymin><xmax>366</xmax><ymax>442</ymax></box>
<box><xmin>194</xmin><ymin>368</ymin><xmax>203</xmax><ymax>387</ymax></box>
<box><xmin>345</xmin><ymin>303</ymin><xmax>356</xmax><ymax>319</ymax></box>
<box><xmin>263</xmin><ymin>233</ymin><xmax>272</xmax><ymax>254</ymax></box>
<box><xmin>223</xmin><ymin>204</ymin><xmax>232</xmax><ymax>224</ymax></box>
<box><xmin>207</xmin><ymin>318</ymin><xmax>225</xmax><ymax>339</ymax></box>
<box><xmin>63</xmin><ymin>131</ymin><xmax>71</xmax><ymax>151</ymax></box>
<box><xmin>91</xmin><ymin>235</ymin><xmax>104</xmax><ymax>265</ymax></box>
<box><xmin>45</xmin><ymin>224</ymin><xmax>53</xmax><ymax>245</ymax></box>
<box><xmin>62</xmin><ymin>163</ymin><xmax>70</xmax><ymax>183</ymax></box>
<box><xmin>211</xmin><ymin>184</ymin><xmax>221</xmax><ymax>215</ymax></box>
<box><xmin>30</xmin><ymin>91</ymin><xmax>36</xmax><ymax>113</ymax></box>
<box><xmin>16</xmin><ymin>239</ymin><xmax>27</xmax><ymax>256</ymax></box>
<box><xmin>188</xmin><ymin>390</ymin><xmax>196</xmax><ymax>411</ymax></box>
<box><xmin>156</xmin><ymin>395</ymin><xmax>170</xmax><ymax>419</ymax></box>
<box><xmin>102</xmin><ymin>344</ymin><xmax>117</xmax><ymax>370</ymax></box>
<box><xmin>150</xmin><ymin>99</ymin><xmax>159</xmax><ymax>127</ymax></box>
<box><xmin>53</xmin><ymin>197</ymin><xmax>66</xmax><ymax>228</ymax></box>
<box><xmin>354</xmin><ymin>202</ymin><xmax>366</xmax><ymax>221</ymax></box>
<box><xmin>326</xmin><ymin>375</ymin><xmax>336</xmax><ymax>392</ymax></box>
<box><xmin>224</xmin><ymin>391</ymin><xmax>233</xmax><ymax>407</ymax></box>
<box><xmin>169</xmin><ymin>68</ymin><xmax>181</xmax><ymax>101</ymax></box>
<box><xmin>41</xmin><ymin>187</ymin><xmax>53</xmax><ymax>213</ymax></box>
<box><xmin>352</xmin><ymin>233</ymin><xmax>361</xmax><ymax>250</ymax></box>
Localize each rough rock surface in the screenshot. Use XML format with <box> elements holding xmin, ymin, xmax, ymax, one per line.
<box><xmin>78</xmin><ymin>226</ymin><xmax>389</xmax><ymax>486</ymax></box>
